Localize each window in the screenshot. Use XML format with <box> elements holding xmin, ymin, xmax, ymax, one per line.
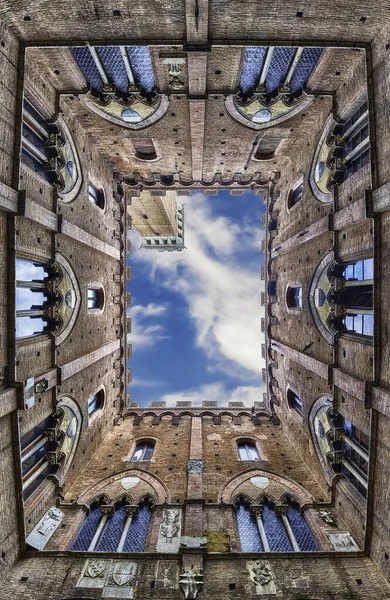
<box><xmin>235</xmin><ymin>497</ymin><xmax>318</xmax><ymax>552</ymax></box>
<box><xmin>333</xmin><ymin>258</ymin><xmax>374</xmax><ymax>337</ymax></box>
<box><xmin>88</xmin><ymin>183</ymin><xmax>105</xmax><ymax>210</ymax></box>
<box><xmin>131</xmin><ymin>441</ymin><xmax>154</xmax><ymax>461</ymax></box>
<box><xmin>132</xmin><ymin>138</ymin><xmax>157</xmax><ymax>161</ymax></box>
<box><xmin>237</xmin><ymin>441</ymin><xmax>260</xmax><ymax>461</ymax></box>
<box><xmin>286</xmin><ymin>286</ymin><xmax>302</xmax><ymax>308</ymax></box>
<box><xmin>287</xmin><ymin>389</ymin><xmax>303</xmax><ymax>414</ymax></box>
<box><xmin>344</xmin><ymin>313</ymin><xmax>373</xmax><ymax>336</ymax></box>
<box><xmin>343</xmin><ymin>258</ymin><xmax>373</xmax><ymax>282</ymax></box>
<box><xmin>72</xmin><ymin>497</ymin><xmax>153</xmax><ymax>552</ymax></box>
<box><xmin>287</xmin><ymin>183</ymin><xmax>303</xmax><ymax>208</ymax></box>
<box><xmin>15</xmin><ymin>259</ymin><xmax>52</xmax><ymax>338</ymax></box>
<box><xmin>342</xmin><ymin>102</ymin><xmax>370</xmax><ymax>181</ymax></box>
<box><xmin>88</xmin><ymin>389</ymin><xmax>105</xmax><ymax>419</ymax></box>
<box><xmin>341</xmin><ymin>417</ymin><xmax>368</xmax><ymax>499</ymax></box>
<box><xmin>87</xmin><ymin>288</ymin><xmax>104</xmax><ymax>310</ymax></box>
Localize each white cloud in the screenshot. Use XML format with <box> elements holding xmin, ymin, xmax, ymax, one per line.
<box><xmin>159</xmin><ymin>381</ymin><xmax>266</xmax><ymax>408</ymax></box>
<box><xmin>127</xmin><ymin>302</ymin><xmax>169</xmax><ymax>349</ymax></box>
<box><xmin>129</xmin><ymin>192</ymin><xmax>265</xmax><ymax>379</ymax></box>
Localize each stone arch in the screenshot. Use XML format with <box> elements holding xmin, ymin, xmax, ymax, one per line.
<box><xmin>225</xmin><ymin>93</ymin><xmax>314</xmax><ymax>130</ymax></box>
<box><xmin>81</xmin><ymin>93</ymin><xmax>170</xmax><ymax>130</ymax></box>
<box><xmin>56</xmin><ymin>395</ymin><xmax>82</xmax><ymax>484</ymax></box>
<box><xmin>220</xmin><ymin>469</ymin><xmax>313</xmax><ymax>505</ymax></box>
<box><xmin>309</xmin><ymin>395</ymin><xmax>334</xmax><ymax>484</ymax></box>
<box><xmin>77</xmin><ymin>469</ymin><xmax>169</xmax><ymax>505</ymax></box>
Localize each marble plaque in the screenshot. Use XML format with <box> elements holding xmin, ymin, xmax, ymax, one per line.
<box><xmin>26</xmin><ymin>506</ymin><xmax>64</xmax><ymax>550</ymax></box>
<box><xmin>180</xmin><ymin>535</ymin><xmax>207</xmax><ymax>548</ymax></box>
<box><xmin>251</xmin><ymin>476</ymin><xmax>270</xmax><ymax>490</ymax></box>
<box><xmin>247</xmin><ymin>560</ymin><xmax>277</xmax><ymax>595</ymax></box>
<box><xmin>327</xmin><ymin>531</ymin><xmax>359</xmax><ymax>552</ymax></box>
<box><xmin>156</xmin><ymin>508</ymin><xmax>181</xmax><ymax>553</ymax></box>
<box><xmin>77</xmin><ymin>559</ymin><xmax>111</xmax><ymax>588</ymax></box>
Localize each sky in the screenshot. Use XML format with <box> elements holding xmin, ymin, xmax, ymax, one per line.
<box><xmin>126</xmin><ymin>190</ymin><xmax>266</xmax><ymax>408</ymax></box>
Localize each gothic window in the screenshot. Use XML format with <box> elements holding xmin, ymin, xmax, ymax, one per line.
<box><xmin>332</xmin><ymin>257</ymin><xmax>374</xmax><ymax>337</ymax></box>
<box><xmin>21</xmin><ymin>98</ymin><xmax>52</xmax><ymax>183</ymax></box>
<box><xmin>287</xmin><ymin>182</ymin><xmax>303</xmax><ymax>208</ymax></box>
<box><xmin>235</xmin><ymin>497</ymin><xmax>318</xmax><ymax>552</ymax></box>
<box><xmin>235</xmin><ymin>497</ymin><xmax>263</xmax><ymax>551</ymax></box>
<box><xmin>287</xmin><ymin>389</ymin><xmax>303</xmax><ymax>414</ymax></box>
<box><xmin>87</xmin><ymin>287</ymin><xmax>104</xmax><ymax>310</ymax></box>
<box><xmin>341</xmin><ymin>417</ymin><xmax>369</xmax><ymax>498</ymax></box>
<box><xmin>131</xmin><ymin>441</ymin><xmax>154</xmax><ymax>461</ymax></box>
<box><xmin>286</xmin><ymin>505</ymin><xmax>319</xmax><ymax>551</ymax></box>
<box><xmin>71</xmin><ymin>502</ymin><xmax>103</xmax><ymax>551</ymax></box>
<box><xmin>342</xmin><ymin>101</ymin><xmax>370</xmax><ymax>181</ymax></box>
<box><xmin>88</xmin><ymin>183</ymin><xmax>105</xmax><ymax>210</ymax></box>
<box><xmin>15</xmin><ymin>259</ymin><xmax>53</xmax><ymax>338</ymax></box>
<box><xmin>71</xmin><ymin>497</ymin><xmax>153</xmax><ymax>552</ymax></box>
<box><xmin>132</xmin><ymin>138</ymin><xmax>157</xmax><ymax>161</ymax></box>
<box><xmin>237</xmin><ymin>441</ymin><xmax>260</xmax><ymax>461</ymax></box>
<box><xmin>21</xmin><ymin>416</ymin><xmax>53</xmax><ymax>500</ymax></box>
<box><xmin>88</xmin><ymin>389</ymin><xmax>105</xmax><ymax>419</ymax></box>
<box><xmin>286</xmin><ymin>286</ymin><xmax>302</xmax><ymax>308</ymax></box>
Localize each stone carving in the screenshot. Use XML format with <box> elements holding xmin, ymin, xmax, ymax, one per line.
<box><xmin>180</xmin><ymin>536</ymin><xmax>207</xmax><ymax>548</ymax></box>
<box><xmin>162</xmin><ymin>57</ymin><xmax>186</xmax><ymax>90</ymax></box>
<box><xmin>26</xmin><ymin>506</ymin><xmax>64</xmax><ymax>550</ymax></box>
<box><xmin>156</xmin><ymin>560</ymin><xmax>179</xmax><ymax>589</ymax></box>
<box><xmin>179</xmin><ymin>568</ymin><xmax>203</xmax><ymax>599</ymax></box>
<box><xmin>102</xmin><ymin>561</ymin><xmax>138</xmax><ymax>598</ymax></box>
<box><xmin>187</xmin><ymin>459</ymin><xmax>203</xmax><ymax>474</ymax></box>
<box><xmin>156</xmin><ymin>508</ymin><xmax>181</xmax><ymax>553</ymax></box>
<box><xmin>77</xmin><ymin>559</ymin><xmax>110</xmax><ymax>588</ymax></box>
<box><xmin>246</xmin><ymin>560</ymin><xmax>277</xmax><ymax>594</ymax></box>
<box><xmin>328</xmin><ymin>531</ymin><xmax>359</xmax><ymax>552</ymax></box>
<box><xmin>318</xmin><ymin>509</ymin><xmax>336</xmax><ymax>525</ymax></box>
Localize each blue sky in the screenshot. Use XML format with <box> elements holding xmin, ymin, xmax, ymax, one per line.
<box><xmin>126</xmin><ymin>190</ymin><xmax>266</xmax><ymax>408</ymax></box>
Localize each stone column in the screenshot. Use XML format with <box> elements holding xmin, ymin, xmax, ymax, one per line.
<box><xmin>251</xmin><ymin>505</ymin><xmax>270</xmax><ymax>551</ymax></box>
<box><xmin>117</xmin><ymin>506</ymin><xmax>138</xmax><ymax>551</ymax></box>
<box><xmin>276</xmin><ymin>505</ymin><xmax>300</xmax><ymax>552</ymax></box>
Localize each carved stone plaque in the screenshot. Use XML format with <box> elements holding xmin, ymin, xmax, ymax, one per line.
<box><xmin>246</xmin><ymin>560</ymin><xmax>277</xmax><ymax>595</ymax></box>
<box><xmin>77</xmin><ymin>559</ymin><xmax>111</xmax><ymax>588</ymax></box>
<box><xmin>156</xmin><ymin>560</ymin><xmax>179</xmax><ymax>589</ymax></box>
<box><xmin>26</xmin><ymin>506</ymin><xmax>64</xmax><ymax>550</ymax></box>
<box><xmin>327</xmin><ymin>531</ymin><xmax>359</xmax><ymax>552</ymax></box>
<box><xmin>156</xmin><ymin>508</ymin><xmax>182</xmax><ymax>553</ymax></box>
<box><xmin>102</xmin><ymin>560</ymin><xmax>138</xmax><ymax>598</ymax></box>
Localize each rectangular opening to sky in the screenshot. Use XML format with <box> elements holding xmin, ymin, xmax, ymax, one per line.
<box><xmin>126</xmin><ymin>190</ymin><xmax>266</xmax><ymax>408</ymax></box>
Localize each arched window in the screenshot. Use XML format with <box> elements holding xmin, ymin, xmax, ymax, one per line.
<box><xmin>88</xmin><ymin>389</ymin><xmax>105</xmax><ymax>419</ymax></box>
<box><xmin>237</xmin><ymin>441</ymin><xmax>260</xmax><ymax>461</ymax></box>
<box><xmin>287</xmin><ymin>183</ymin><xmax>303</xmax><ymax>208</ymax></box>
<box><xmin>342</xmin><ymin>101</ymin><xmax>370</xmax><ymax>181</ymax></box>
<box><xmin>21</xmin><ymin>416</ymin><xmax>54</xmax><ymax>500</ymax></box>
<box><xmin>286</xmin><ymin>286</ymin><xmax>302</xmax><ymax>308</ymax></box>
<box><xmin>332</xmin><ymin>257</ymin><xmax>373</xmax><ymax>337</ymax></box>
<box><xmin>287</xmin><ymin>389</ymin><xmax>303</xmax><ymax>414</ymax></box>
<box><xmin>131</xmin><ymin>441</ymin><xmax>154</xmax><ymax>461</ymax></box>
<box><xmin>235</xmin><ymin>497</ymin><xmax>318</xmax><ymax>552</ymax></box>
<box><xmin>132</xmin><ymin>138</ymin><xmax>157</xmax><ymax>161</ymax></box>
<box><xmin>88</xmin><ymin>183</ymin><xmax>105</xmax><ymax>210</ymax></box>
<box><xmin>72</xmin><ymin>497</ymin><xmax>153</xmax><ymax>552</ymax></box>
<box><xmin>87</xmin><ymin>287</ymin><xmax>104</xmax><ymax>310</ymax></box>
<box><xmin>341</xmin><ymin>417</ymin><xmax>368</xmax><ymax>499</ymax></box>
<box><xmin>15</xmin><ymin>258</ymin><xmax>54</xmax><ymax>338</ymax></box>
<box><xmin>235</xmin><ymin>497</ymin><xmax>263</xmax><ymax>551</ymax></box>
